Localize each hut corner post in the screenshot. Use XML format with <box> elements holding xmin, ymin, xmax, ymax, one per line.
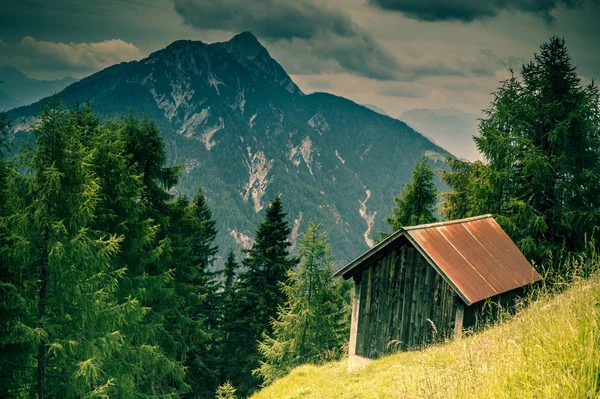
<box><xmin>454</xmin><ymin>301</ymin><xmax>465</xmax><ymax>339</ymax></box>
<box><xmin>348</xmin><ymin>273</ymin><xmax>373</xmax><ymax>371</ymax></box>
<box><xmin>348</xmin><ymin>273</ymin><xmax>361</xmax><ymax>357</ymax></box>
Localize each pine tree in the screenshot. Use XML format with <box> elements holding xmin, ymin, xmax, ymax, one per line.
<box><xmin>229</xmin><ymin>196</ymin><xmax>297</xmax><ymax>396</ymax></box>
<box><xmin>443</xmin><ymin>37</ymin><xmax>600</xmax><ymax>267</ymax></box>
<box><xmin>439</xmin><ymin>157</ymin><xmax>488</xmax><ymax>221</ymax></box>
<box><xmin>1</xmin><ymin>101</ymin><xmax>145</xmax><ymax>397</ymax></box>
<box><xmin>254</xmin><ymin>221</ymin><xmax>351</xmax><ymax>386</ymax></box>
<box><xmin>381</xmin><ymin>157</ymin><xmax>437</xmax><ymax>239</ymax></box>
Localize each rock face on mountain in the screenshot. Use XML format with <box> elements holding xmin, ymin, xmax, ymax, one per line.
<box><xmin>8</xmin><ymin>32</ymin><xmax>449</xmax><ymax>264</ymax></box>
<box><xmin>0</xmin><ymin>67</ymin><xmax>77</xmax><ymax>111</ymax></box>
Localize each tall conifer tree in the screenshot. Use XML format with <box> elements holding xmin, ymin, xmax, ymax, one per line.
<box><xmin>254</xmin><ymin>221</ymin><xmax>351</xmax><ymax>386</ymax></box>
<box><xmin>0</xmin><ymin>108</ymin><xmax>31</xmax><ymax>396</ymax></box>
<box><xmin>88</xmin><ymin>109</ymin><xmax>186</xmax><ymax>396</ymax></box>
<box><xmin>1</xmin><ymin>101</ymin><xmax>145</xmax><ymax>397</ymax></box>
<box><xmin>229</xmin><ymin>196</ymin><xmax>296</xmax><ymax>396</ymax></box>
<box><xmin>443</xmin><ymin>37</ymin><xmax>600</xmax><ymax>266</ymax></box>
<box><xmin>380</xmin><ymin>157</ymin><xmax>437</xmax><ymax>240</ymax></box>
<box><xmin>223</xmin><ymin>249</ymin><xmax>239</xmax><ymax>292</ymax></box>
<box><xmin>114</xmin><ymin>113</ymin><xmax>189</xmax><ymax>394</ymax></box>
<box><xmin>169</xmin><ymin>188</ymin><xmax>220</xmax><ymax>398</ymax></box>
<box><xmin>217</xmin><ymin>250</ymin><xmax>242</xmax><ymax>392</ymax></box>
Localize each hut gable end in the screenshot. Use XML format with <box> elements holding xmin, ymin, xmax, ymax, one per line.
<box><xmin>337</xmin><ymin>215</ymin><xmax>542</xmax><ymax>364</ymax></box>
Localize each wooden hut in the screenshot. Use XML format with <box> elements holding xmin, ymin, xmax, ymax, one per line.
<box><xmin>334</xmin><ymin>215</ymin><xmax>542</xmax><ymax>366</ymax></box>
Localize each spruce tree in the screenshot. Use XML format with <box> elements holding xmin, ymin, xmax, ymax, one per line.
<box><xmin>229</xmin><ymin>196</ymin><xmax>296</xmax><ymax>396</ymax></box>
<box><xmin>381</xmin><ymin>157</ymin><xmax>437</xmax><ymax>240</ymax></box>
<box><xmin>215</xmin><ymin>382</ymin><xmax>237</xmax><ymax>399</ymax></box>
<box><xmin>170</xmin><ymin>188</ymin><xmax>220</xmax><ymax>398</ymax></box>
<box><xmin>254</xmin><ymin>221</ymin><xmax>351</xmax><ymax>386</ymax></box>
<box><xmin>113</xmin><ymin>113</ymin><xmax>189</xmax><ymax>395</ymax></box>
<box><xmin>443</xmin><ymin>37</ymin><xmax>600</xmax><ymax>267</ymax></box>
<box><xmin>223</xmin><ymin>249</ymin><xmax>240</xmax><ymax>292</ymax></box>
<box><xmin>217</xmin><ymin>250</ymin><xmax>242</xmax><ymax>392</ymax></box>
<box><xmin>88</xmin><ymin>110</ymin><xmax>186</xmax><ymax>396</ymax></box>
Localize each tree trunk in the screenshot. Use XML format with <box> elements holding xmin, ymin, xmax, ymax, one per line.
<box><xmin>37</xmin><ymin>230</ymin><xmax>49</xmax><ymax>399</ymax></box>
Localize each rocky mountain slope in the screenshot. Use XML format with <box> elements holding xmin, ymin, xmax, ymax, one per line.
<box><xmin>8</xmin><ymin>32</ymin><xmax>449</xmax><ymax>264</ymax></box>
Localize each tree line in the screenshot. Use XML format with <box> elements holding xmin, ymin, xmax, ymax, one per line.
<box><xmin>0</xmin><ymin>102</ymin><xmax>350</xmax><ymax>398</ymax></box>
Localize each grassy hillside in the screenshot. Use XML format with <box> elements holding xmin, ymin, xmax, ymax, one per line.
<box><xmin>252</xmin><ymin>275</ymin><xmax>600</xmax><ymax>399</ymax></box>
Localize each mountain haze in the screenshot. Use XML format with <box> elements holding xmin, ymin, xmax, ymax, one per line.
<box><xmin>362</xmin><ymin>104</ymin><xmax>389</xmax><ymax>116</ymax></box>
<box><xmin>400</xmin><ymin>107</ymin><xmax>482</xmax><ymax>161</ymax></box>
<box><xmin>0</xmin><ymin>67</ymin><xmax>78</xmax><ymax>111</ymax></box>
<box><xmin>8</xmin><ymin>32</ymin><xmax>449</xmax><ymax>264</ymax></box>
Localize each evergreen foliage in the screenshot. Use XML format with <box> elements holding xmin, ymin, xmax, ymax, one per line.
<box><xmin>0</xmin><ymin>104</ymin><xmax>28</xmax><ymax>396</ymax></box>
<box><xmin>254</xmin><ymin>221</ymin><xmax>351</xmax><ymax>386</ymax></box>
<box><xmin>0</xmin><ymin>103</ymin><xmax>224</xmax><ymax>397</ymax></box>
<box><xmin>174</xmin><ymin>189</ymin><xmax>221</xmax><ymax>398</ymax></box>
<box><xmin>442</xmin><ymin>37</ymin><xmax>600</xmax><ymax>267</ymax></box>
<box><xmin>90</xmin><ymin>109</ymin><xmax>188</xmax><ymax>396</ymax></box>
<box><xmin>217</xmin><ymin>250</ymin><xmax>243</xmax><ymax>393</ymax></box>
<box><xmin>227</xmin><ymin>196</ymin><xmax>297</xmax><ymax>396</ymax></box>
<box><xmin>381</xmin><ymin>157</ymin><xmax>438</xmax><ymax>239</ymax></box>
<box><xmin>223</xmin><ymin>249</ymin><xmax>240</xmax><ymax>291</ymax></box>
<box><xmin>0</xmin><ymin>100</ymin><xmax>147</xmax><ymax>397</ymax></box>
<box><xmin>215</xmin><ymin>381</ymin><xmax>237</xmax><ymax>399</ymax></box>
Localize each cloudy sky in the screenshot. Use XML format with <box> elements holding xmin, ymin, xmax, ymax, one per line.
<box><xmin>1</xmin><ymin>0</ymin><xmax>599</xmax><ymax>116</ymax></box>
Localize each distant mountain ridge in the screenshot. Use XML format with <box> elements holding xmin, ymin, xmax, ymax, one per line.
<box><xmin>0</xmin><ymin>67</ymin><xmax>78</xmax><ymax>111</ymax></box>
<box><xmin>8</xmin><ymin>32</ymin><xmax>449</xmax><ymax>264</ymax></box>
<box><xmin>400</xmin><ymin>107</ymin><xmax>482</xmax><ymax>161</ymax></box>
<box><xmin>362</xmin><ymin>104</ymin><xmax>389</xmax><ymax>116</ymax></box>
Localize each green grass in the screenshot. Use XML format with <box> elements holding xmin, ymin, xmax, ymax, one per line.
<box><xmin>252</xmin><ymin>275</ymin><xmax>600</xmax><ymax>399</ymax></box>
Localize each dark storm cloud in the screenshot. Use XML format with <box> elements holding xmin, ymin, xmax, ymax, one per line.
<box><xmin>172</xmin><ymin>0</ymin><xmax>400</xmax><ymax>80</ymax></box>
<box><xmin>368</xmin><ymin>0</ymin><xmax>592</xmax><ymax>22</ymax></box>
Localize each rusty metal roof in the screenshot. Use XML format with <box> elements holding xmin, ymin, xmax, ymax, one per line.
<box><xmin>334</xmin><ymin>215</ymin><xmax>542</xmax><ymax>305</ymax></box>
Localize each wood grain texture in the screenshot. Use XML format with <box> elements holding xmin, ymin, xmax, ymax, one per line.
<box><xmin>355</xmin><ymin>243</ymin><xmax>459</xmax><ymax>359</ymax></box>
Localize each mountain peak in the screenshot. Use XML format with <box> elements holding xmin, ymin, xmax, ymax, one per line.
<box><xmin>221</xmin><ymin>31</ymin><xmax>266</xmax><ymax>61</ymax></box>
<box><xmin>230</xmin><ymin>31</ymin><xmax>260</xmax><ymax>45</ymax></box>
<box><xmin>163</xmin><ymin>39</ymin><xmax>207</xmax><ymax>51</ymax></box>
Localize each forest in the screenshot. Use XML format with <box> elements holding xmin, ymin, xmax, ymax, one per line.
<box><xmin>0</xmin><ymin>37</ymin><xmax>599</xmax><ymax>399</ymax></box>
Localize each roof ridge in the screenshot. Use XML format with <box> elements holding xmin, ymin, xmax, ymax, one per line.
<box><xmin>402</xmin><ymin>214</ymin><xmax>493</xmax><ymax>232</ymax></box>
<box><xmin>333</xmin><ymin>214</ymin><xmax>494</xmax><ymax>279</ymax></box>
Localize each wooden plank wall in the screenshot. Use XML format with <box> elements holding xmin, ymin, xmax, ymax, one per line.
<box><xmin>355</xmin><ymin>244</ymin><xmax>458</xmax><ymax>359</ymax></box>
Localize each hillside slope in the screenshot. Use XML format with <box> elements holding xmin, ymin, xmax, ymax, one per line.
<box><xmin>253</xmin><ymin>275</ymin><xmax>600</xmax><ymax>399</ymax></box>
